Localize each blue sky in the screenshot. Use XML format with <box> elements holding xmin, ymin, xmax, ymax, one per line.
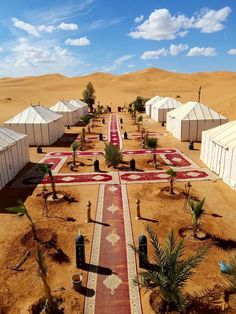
<box><xmin>0</xmin><ymin>0</ymin><xmax>235</xmax><ymax>77</ymax></box>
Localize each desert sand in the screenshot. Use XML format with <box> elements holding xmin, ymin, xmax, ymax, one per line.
<box><xmin>0</xmin><ymin>68</ymin><xmax>236</xmax><ymax>124</ymax></box>
<box><xmin>0</xmin><ymin>68</ymin><xmax>236</xmax><ymax>314</ymax></box>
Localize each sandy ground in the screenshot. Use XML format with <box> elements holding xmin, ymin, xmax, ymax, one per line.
<box><xmin>0</xmin><ymin>68</ymin><xmax>236</xmax><ymax>125</ymax></box>
<box><xmin>0</xmin><ymin>71</ymin><xmax>236</xmax><ymax>313</ymax></box>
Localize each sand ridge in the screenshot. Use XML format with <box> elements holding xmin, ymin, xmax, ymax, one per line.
<box><xmin>0</xmin><ymin>68</ymin><xmax>236</xmax><ymax>124</ymax></box>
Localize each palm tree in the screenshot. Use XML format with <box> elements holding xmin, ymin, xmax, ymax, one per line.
<box><xmin>6</xmin><ymin>200</ymin><xmax>39</xmax><ymax>242</ymax></box>
<box><xmin>80</xmin><ymin>114</ymin><xmax>90</xmax><ymax>126</ymax></box>
<box><xmin>188</xmin><ymin>198</ymin><xmax>205</xmax><ymax>232</ymax></box>
<box><xmin>36</xmin><ymin>245</ymin><xmax>58</xmax><ymax>313</ymax></box>
<box><xmin>147</xmin><ymin>138</ymin><xmax>158</xmax><ymax>168</ymax></box>
<box><xmin>166</xmin><ymin>168</ymin><xmax>177</xmax><ymax>194</ymax></box>
<box><xmin>71</xmin><ymin>141</ymin><xmax>79</xmax><ymax>166</ymax></box>
<box><xmin>39</xmin><ymin>164</ymin><xmax>57</xmax><ymax>200</ymax></box>
<box><xmin>133</xmin><ymin>227</ymin><xmax>208</xmax><ymax>313</ymax></box>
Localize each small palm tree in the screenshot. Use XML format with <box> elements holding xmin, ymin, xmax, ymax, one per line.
<box><xmin>104</xmin><ymin>143</ymin><xmax>122</xmax><ymax>168</ymax></box>
<box><xmin>39</xmin><ymin>164</ymin><xmax>57</xmax><ymax>200</ymax></box>
<box><xmin>166</xmin><ymin>168</ymin><xmax>177</xmax><ymax>194</ymax></box>
<box><xmin>80</xmin><ymin>114</ymin><xmax>90</xmax><ymax>126</ymax></box>
<box><xmin>188</xmin><ymin>198</ymin><xmax>205</xmax><ymax>232</ymax></box>
<box><xmin>147</xmin><ymin>138</ymin><xmax>158</xmax><ymax>167</ymax></box>
<box><xmin>6</xmin><ymin>200</ymin><xmax>39</xmax><ymax>242</ymax></box>
<box><xmin>133</xmin><ymin>227</ymin><xmax>208</xmax><ymax>313</ymax></box>
<box><xmin>223</xmin><ymin>255</ymin><xmax>236</xmax><ymax>292</ymax></box>
<box><xmin>36</xmin><ymin>245</ymin><xmax>58</xmax><ymax>313</ymax></box>
<box><xmin>71</xmin><ymin>141</ymin><xmax>79</xmax><ymax>166</ymax></box>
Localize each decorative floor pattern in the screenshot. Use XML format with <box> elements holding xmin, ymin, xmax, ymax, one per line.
<box><xmin>120</xmin><ymin>168</ymin><xmax>218</xmax><ymax>184</ymax></box>
<box><xmin>123</xmin><ymin>148</ymin><xmax>180</xmax><ymax>155</ymax></box>
<box><xmin>159</xmin><ymin>152</ymin><xmax>200</xmax><ymax>169</ymax></box>
<box><xmin>109</xmin><ymin>114</ymin><xmax>122</xmax><ymax>149</ymax></box>
<box><xmin>84</xmin><ymin>184</ymin><xmax>142</xmax><ymax>314</ymax></box>
<box><xmin>47</xmin><ymin>151</ymin><xmax>103</xmax><ymax>157</ymax></box>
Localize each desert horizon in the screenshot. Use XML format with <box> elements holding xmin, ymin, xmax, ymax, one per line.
<box><xmin>1</xmin><ymin>67</ymin><xmax>236</xmax><ymax>124</ymax></box>
<box><xmin>1</xmin><ymin>1</ymin><xmax>236</xmax><ymax>313</ymax></box>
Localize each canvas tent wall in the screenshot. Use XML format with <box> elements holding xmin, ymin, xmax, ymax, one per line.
<box><xmin>166</xmin><ymin>101</ymin><xmax>228</xmax><ymax>142</ymax></box>
<box><xmin>145</xmin><ymin>96</ymin><xmax>162</xmax><ymax>117</ymax></box>
<box><xmin>0</xmin><ymin>127</ymin><xmax>29</xmax><ymax>190</ymax></box>
<box><xmin>201</xmin><ymin>121</ymin><xmax>236</xmax><ymax>190</ymax></box>
<box><xmin>151</xmin><ymin>97</ymin><xmax>182</xmax><ymax>122</ymax></box>
<box><xmin>69</xmin><ymin>99</ymin><xmax>88</xmax><ymax>116</ymax></box>
<box><xmin>50</xmin><ymin>100</ymin><xmax>80</xmax><ymax>126</ymax></box>
<box><xmin>4</xmin><ymin>105</ymin><xmax>64</xmax><ymax>146</ymax></box>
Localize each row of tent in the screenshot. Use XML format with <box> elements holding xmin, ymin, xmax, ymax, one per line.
<box><xmin>0</xmin><ymin>99</ymin><xmax>88</xmax><ymax>190</ymax></box>
<box><xmin>146</xmin><ymin>96</ymin><xmax>236</xmax><ymax>190</ymax></box>
<box><xmin>3</xmin><ymin>99</ymin><xmax>88</xmax><ymax>146</ymax></box>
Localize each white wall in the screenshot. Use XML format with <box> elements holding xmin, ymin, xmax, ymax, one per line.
<box><xmin>0</xmin><ymin>136</ymin><xmax>29</xmax><ymax>190</ymax></box>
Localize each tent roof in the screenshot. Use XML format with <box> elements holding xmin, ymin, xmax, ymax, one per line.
<box><xmin>4</xmin><ymin>105</ymin><xmax>63</xmax><ymax>124</ymax></box>
<box><xmin>50</xmin><ymin>100</ymin><xmax>78</xmax><ymax>112</ymax></box>
<box><xmin>69</xmin><ymin>99</ymin><xmax>88</xmax><ymax>108</ymax></box>
<box><xmin>168</xmin><ymin>101</ymin><xmax>227</xmax><ymax>121</ymax></box>
<box><xmin>146</xmin><ymin>95</ymin><xmax>162</xmax><ymax>105</ymax></box>
<box><xmin>203</xmin><ymin>120</ymin><xmax>236</xmax><ymax>148</ymax></box>
<box><xmin>153</xmin><ymin>97</ymin><xmax>182</xmax><ymax>109</ymax></box>
<box><xmin>0</xmin><ymin>127</ymin><xmax>27</xmax><ymax>152</ymax></box>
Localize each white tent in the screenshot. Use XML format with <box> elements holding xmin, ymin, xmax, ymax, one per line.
<box><xmin>145</xmin><ymin>96</ymin><xmax>162</xmax><ymax>117</ymax></box>
<box><xmin>151</xmin><ymin>97</ymin><xmax>182</xmax><ymax>122</ymax></box>
<box><xmin>201</xmin><ymin>121</ymin><xmax>236</xmax><ymax>190</ymax></box>
<box><xmin>0</xmin><ymin>127</ymin><xmax>29</xmax><ymax>190</ymax></box>
<box><xmin>50</xmin><ymin>100</ymin><xmax>80</xmax><ymax>126</ymax></box>
<box><xmin>4</xmin><ymin>105</ymin><xmax>64</xmax><ymax>146</ymax></box>
<box><xmin>69</xmin><ymin>99</ymin><xmax>88</xmax><ymax>116</ymax></box>
<box><xmin>166</xmin><ymin>101</ymin><xmax>228</xmax><ymax>142</ymax></box>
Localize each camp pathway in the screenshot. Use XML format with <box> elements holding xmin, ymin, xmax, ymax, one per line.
<box><xmin>109</xmin><ymin>114</ymin><xmax>122</xmax><ymax>149</ymax></box>
<box><xmin>84</xmin><ymin>184</ymin><xmax>142</xmax><ymax>314</ymax></box>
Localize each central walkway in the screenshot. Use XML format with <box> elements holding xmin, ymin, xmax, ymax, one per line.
<box><xmin>84</xmin><ymin>114</ymin><xmax>142</xmax><ymax>314</ymax></box>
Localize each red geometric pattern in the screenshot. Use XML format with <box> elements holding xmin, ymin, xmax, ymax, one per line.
<box><xmin>47</xmin><ymin>151</ymin><xmax>103</xmax><ymax>157</ymax></box>
<box><xmin>163</xmin><ymin>153</ymin><xmax>192</xmax><ymax>167</ymax></box>
<box><xmin>109</xmin><ymin>114</ymin><xmax>121</xmax><ymax>148</ymax></box>
<box><xmin>40</xmin><ymin>157</ymin><xmax>62</xmax><ymax>170</ymax></box>
<box><xmin>123</xmin><ymin>148</ymin><xmax>178</xmax><ymax>155</ymax></box>
<box><xmin>120</xmin><ymin>169</ymin><xmax>209</xmax><ymax>182</ymax></box>
<box><xmin>41</xmin><ymin>173</ymin><xmax>113</xmax><ymax>184</ymax></box>
<box><xmin>93</xmin><ymin>185</ymin><xmax>131</xmax><ymax>313</ymax></box>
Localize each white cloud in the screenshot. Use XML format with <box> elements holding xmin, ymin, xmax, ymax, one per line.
<box><xmin>12</xmin><ymin>18</ymin><xmax>40</xmax><ymax>37</ymax></box>
<box><xmin>65</xmin><ymin>37</ymin><xmax>90</xmax><ymax>46</ymax></box>
<box><xmin>0</xmin><ymin>47</ymin><xmax>3</xmax><ymax>52</ymax></box>
<box><xmin>141</xmin><ymin>49</ymin><xmax>169</xmax><ymax>60</ymax></box>
<box><xmin>187</xmin><ymin>47</ymin><xmax>217</xmax><ymax>56</ymax></box>
<box><xmin>127</xmin><ymin>64</ymin><xmax>136</xmax><ymax>68</ymax></box>
<box><xmin>129</xmin><ymin>9</ymin><xmax>192</xmax><ymax>41</ymax></box>
<box><xmin>58</xmin><ymin>22</ymin><xmax>78</xmax><ymax>30</ymax></box>
<box><xmin>169</xmin><ymin>44</ymin><xmax>188</xmax><ymax>56</ymax></box>
<box><xmin>115</xmin><ymin>54</ymin><xmax>134</xmax><ymax>65</ymax></box>
<box><xmin>0</xmin><ymin>38</ymin><xmax>81</xmax><ymax>76</ymax></box>
<box><xmin>134</xmin><ymin>15</ymin><xmax>144</xmax><ymax>23</ymax></box>
<box><xmin>228</xmin><ymin>49</ymin><xmax>236</xmax><ymax>55</ymax></box>
<box><xmin>194</xmin><ymin>7</ymin><xmax>231</xmax><ymax>33</ymax></box>
<box><xmin>129</xmin><ymin>7</ymin><xmax>231</xmax><ymax>41</ymax></box>
<box><xmin>12</xmin><ymin>17</ymin><xmax>79</xmax><ymax>37</ymax></box>
<box><xmin>141</xmin><ymin>44</ymin><xmax>188</xmax><ymax>59</ymax></box>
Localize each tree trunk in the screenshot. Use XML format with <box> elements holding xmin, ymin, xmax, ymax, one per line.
<box><xmin>73</xmin><ymin>150</ymin><xmax>76</xmax><ymax>166</ymax></box>
<box><xmin>41</xmin><ymin>274</ymin><xmax>57</xmax><ymax>314</ymax></box>
<box><xmin>170</xmin><ymin>178</ymin><xmax>174</xmax><ymax>194</ymax></box>
<box><xmin>50</xmin><ymin>174</ymin><xmax>57</xmax><ymax>200</ymax></box>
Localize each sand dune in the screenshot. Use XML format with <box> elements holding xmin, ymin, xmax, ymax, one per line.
<box><xmin>0</xmin><ymin>67</ymin><xmax>236</xmax><ymax>123</ymax></box>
